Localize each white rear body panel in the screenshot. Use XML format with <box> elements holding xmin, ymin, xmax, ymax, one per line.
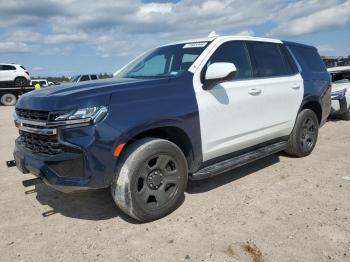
<box><xmin>191</xmin><ymin>37</ymin><xmax>304</xmax><ymax>161</ymax></box>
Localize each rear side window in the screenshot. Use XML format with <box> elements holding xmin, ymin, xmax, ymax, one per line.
<box><xmin>2</xmin><ymin>65</ymin><xmax>16</xmax><ymax>70</ymax></box>
<box><xmin>202</xmin><ymin>41</ymin><xmax>252</xmax><ymax>81</ymax></box>
<box><xmin>247</xmin><ymin>42</ymin><xmax>293</xmax><ymax>78</ymax></box>
<box><xmin>80</xmin><ymin>75</ymin><xmax>90</xmax><ymax>81</ymax></box>
<box><xmin>289</xmin><ymin>46</ymin><xmax>325</xmax><ymax>73</ymax></box>
<box><xmin>90</xmin><ymin>75</ymin><xmax>98</xmax><ymax>80</ymax></box>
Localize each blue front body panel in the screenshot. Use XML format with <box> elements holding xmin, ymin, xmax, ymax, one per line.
<box><xmin>15</xmin><ymin>72</ymin><xmax>202</xmax><ymax>190</ymax></box>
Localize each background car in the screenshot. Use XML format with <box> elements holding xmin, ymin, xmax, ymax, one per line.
<box><xmin>328</xmin><ymin>66</ymin><xmax>350</xmax><ymax>120</ymax></box>
<box><xmin>70</xmin><ymin>74</ymin><xmax>99</xmax><ymax>83</ymax></box>
<box><xmin>0</xmin><ymin>63</ymin><xmax>30</xmax><ymax>87</ymax></box>
<box><xmin>30</xmin><ymin>79</ymin><xmax>49</xmax><ymax>87</ymax></box>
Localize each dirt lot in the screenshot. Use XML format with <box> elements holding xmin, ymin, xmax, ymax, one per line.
<box><xmin>0</xmin><ymin>105</ymin><xmax>349</xmax><ymax>262</ymax></box>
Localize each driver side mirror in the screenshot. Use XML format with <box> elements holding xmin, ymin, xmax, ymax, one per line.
<box><xmin>203</xmin><ymin>62</ymin><xmax>237</xmax><ymax>90</ymax></box>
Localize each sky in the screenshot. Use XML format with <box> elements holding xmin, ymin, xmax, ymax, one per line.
<box><xmin>0</xmin><ymin>0</ymin><xmax>349</xmax><ymax>77</ymax></box>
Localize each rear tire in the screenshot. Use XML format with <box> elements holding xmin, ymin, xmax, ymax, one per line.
<box><xmin>14</xmin><ymin>77</ymin><xmax>27</xmax><ymax>87</ymax></box>
<box><xmin>111</xmin><ymin>138</ymin><xmax>188</xmax><ymax>222</ymax></box>
<box><xmin>285</xmin><ymin>109</ymin><xmax>319</xmax><ymax>157</ymax></box>
<box><xmin>1</xmin><ymin>93</ymin><xmax>17</xmax><ymax>106</ymax></box>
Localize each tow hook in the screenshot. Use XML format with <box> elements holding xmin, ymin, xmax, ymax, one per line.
<box><xmin>6</xmin><ymin>160</ymin><xmax>16</xmax><ymax>168</ymax></box>
<box><xmin>22</xmin><ymin>178</ymin><xmax>43</xmax><ymax>187</ymax></box>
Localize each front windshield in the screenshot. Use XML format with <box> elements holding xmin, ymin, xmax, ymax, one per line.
<box><xmin>70</xmin><ymin>75</ymin><xmax>81</xmax><ymax>83</ymax></box>
<box><xmin>116</xmin><ymin>42</ymin><xmax>210</xmax><ymax>79</ymax></box>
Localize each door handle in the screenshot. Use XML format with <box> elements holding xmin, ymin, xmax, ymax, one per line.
<box><xmin>248</xmin><ymin>88</ymin><xmax>262</xmax><ymax>96</ymax></box>
<box><xmin>291</xmin><ymin>84</ymin><xmax>301</xmax><ymax>90</ymax></box>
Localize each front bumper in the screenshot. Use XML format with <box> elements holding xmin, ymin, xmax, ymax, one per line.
<box><xmin>14</xmin><ymin>141</ymin><xmax>91</xmax><ymax>193</ymax></box>
<box><xmin>13</xmin><ymin>115</ymin><xmax>120</xmax><ymax>193</ymax></box>
<box><xmin>330</xmin><ymin>89</ymin><xmax>349</xmax><ymax>116</ymax></box>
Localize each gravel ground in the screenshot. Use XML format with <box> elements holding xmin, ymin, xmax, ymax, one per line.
<box><xmin>0</xmin><ymin>105</ymin><xmax>349</xmax><ymax>262</ymax></box>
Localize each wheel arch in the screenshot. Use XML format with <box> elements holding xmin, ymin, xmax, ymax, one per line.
<box><xmin>301</xmin><ymin>100</ymin><xmax>322</xmax><ymax>124</ymax></box>
<box><xmin>122</xmin><ymin>125</ymin><xmax>196</xmax><ymax>172</ymax></box>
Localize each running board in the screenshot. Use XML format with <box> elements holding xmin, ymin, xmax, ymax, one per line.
<box><xmin>191</xmin><ymin>141</ymin><xmax>287</xmax><ymax>180</ymax></box>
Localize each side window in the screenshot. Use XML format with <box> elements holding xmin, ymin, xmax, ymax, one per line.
<box><xmin>90</xmin><ymin>75</ymin><xmax>98</xmax><ymax>80</ymax></box>
<box><xmin>280</xmin><ymin>46</ymin><xmax>298</xmax><ymax>74</ymax></box>
<box><xmin>2</xmin><ymin>65</ymin><xmax>16</xmax><ymax>70</ymax></box>
<box><xmin>202</xmin><ymin>41</ymin><xmax>252</xmax><ymax>81</ymax></box>
<box><xmin>0</xmin><ymin>65</ymin><xmax>3</xmax><ymax>71</ymax></box>
<box><xmin>247</xmin><ymin>42</ymin><xmax>291</xmax><ymax>77</ymax></box>
<box><xmin>80</xmin><ymin>75</ymin><xmax>90</xmax><ymax>81</ymax></box>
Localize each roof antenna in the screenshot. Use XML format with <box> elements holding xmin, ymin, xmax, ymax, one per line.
<box><xmin>208</xmin><ymin>31</ymin><xmax>219</xmax><ymax>38</ymax></box>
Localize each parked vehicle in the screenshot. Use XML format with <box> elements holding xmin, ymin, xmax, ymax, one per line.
<box><xmin>0</xmin><ymin>86</ymin><xmax>34</xmax><ymax>106</ymax></box>
<box><xmin>30</xmin><ymin>79</ymin><xmax>49</xmax><ymax>87</ymax></box>
<box><xmin>10</xmin><ymin>35</ymin><xmax>331</xmax><ymax>221</ymax></box>
<box><xmin>70</xmin><ymin>74</ymin><xmax>99</xmax><ymax>83</ymax></box>
<box><xmin>328</xmin><ymin>66</ymin><xmax>350</xmax><ymax>120</ymax></box>
<box><xmin>0</xmin><ymin>63</ymin><xmax>30</xmax><ymax>87</ymax></box>
<box><xmin>1</xmin><ymin>63</ymin><xmax>32</xmax><ymax>105</ymax></box>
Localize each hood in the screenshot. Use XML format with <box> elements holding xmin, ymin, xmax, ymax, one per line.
<box><xmin>16</xmin><ymin>77</ymin><xmax>172</xmax><ymax>111</ymax></box>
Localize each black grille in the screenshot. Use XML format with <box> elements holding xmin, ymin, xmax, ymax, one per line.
<box><xmin>16</xmin><ymin>108</ymin><xmax>49</xmax><ymax>121</ymax></box>
<box><xmin>19</xmin><ymin>130</ymin><xmax>61</xmax><ymax>155</ymax></box>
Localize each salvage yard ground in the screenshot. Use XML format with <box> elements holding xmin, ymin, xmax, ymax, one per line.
<box><xmin>0</xmin><ymin>105</ymin><xmax>349</xmax><ymax>262</ymax></box>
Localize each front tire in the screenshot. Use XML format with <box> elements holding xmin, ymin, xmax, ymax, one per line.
<box><xmin>111</xmin><ymin>138</ymin><xmax>188</xmax><ymax>222</ymax></box>
<box><xmin>1</xmin><ymin>93</ymin><xmax>17</xmax><ymax>106</ymax></box>
<box><xmin>285</xmin><ymin>109</ymin><xmax>319</xmax><ymax>157</ymax></box>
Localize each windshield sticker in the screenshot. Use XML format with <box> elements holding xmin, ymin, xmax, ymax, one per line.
<box><xmin>183</xmin><ymin>42</ymin><xmax>208</xmax><ymax>48</ymax></box>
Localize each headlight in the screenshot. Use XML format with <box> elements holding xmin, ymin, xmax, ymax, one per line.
<box><xmin>49</xmin><ymin>106</ymin><xmax>108</xmax><ymax>124</ymax></box>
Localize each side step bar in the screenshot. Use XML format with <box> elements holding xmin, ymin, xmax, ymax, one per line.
<box><xmin>191</xmin><ymin>141</ymin><xmax>287</xmax><ymax>180</ymax></box>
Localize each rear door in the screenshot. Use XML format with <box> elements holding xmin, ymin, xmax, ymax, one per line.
<box><xmin>245</xmin><ymin>41</ymin><xmax>304</xmax><ymax>141</ymax></box>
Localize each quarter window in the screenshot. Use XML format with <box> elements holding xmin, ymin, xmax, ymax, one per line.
<box><xmin>247</xmin><ymin>42</ymin><xmax>292</xmax><ymax>77</ymax></box>
<box><xmin>202</xmin><ymin>41</ymin><xmax>252</xmax><ymax>81</ymax></box>
<box><xmin>290</xmin><ymin>46</ymin><xmax>325</xmax><ymax>73</ymax></box>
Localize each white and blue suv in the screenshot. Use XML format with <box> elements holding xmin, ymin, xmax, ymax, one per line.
<box><xmin>11</xmin><ymin>35</ymin><xmax>331</xmax><ymax>221</ymax></box>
